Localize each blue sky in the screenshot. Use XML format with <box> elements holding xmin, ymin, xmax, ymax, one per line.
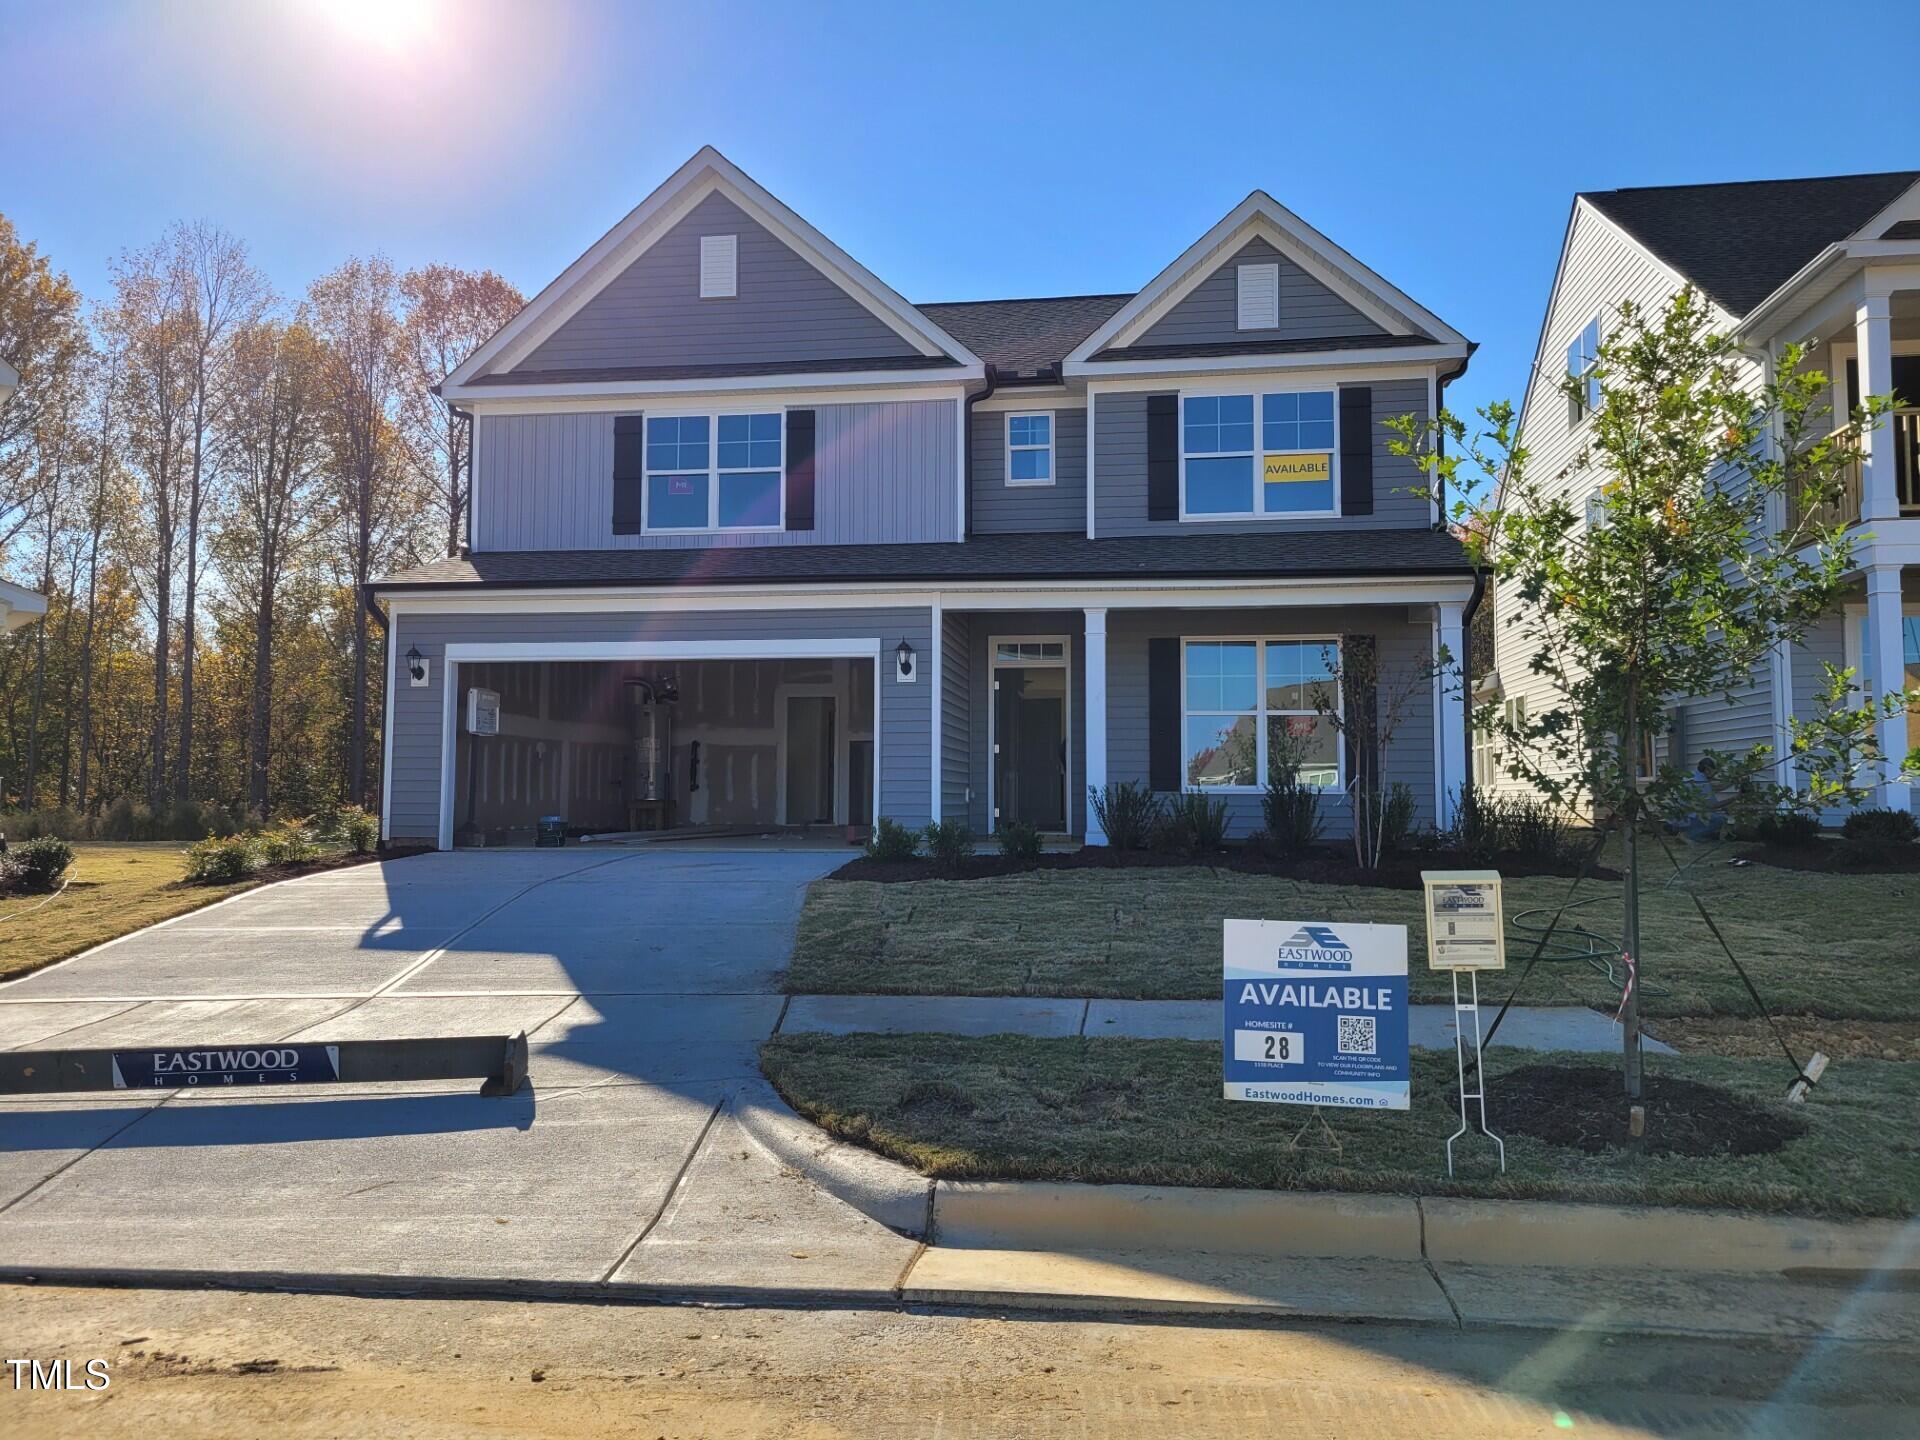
<box><xmin>2</xmin><ymin>0</ymin><xmax>1915</xmax><ymax>424</ymax></box>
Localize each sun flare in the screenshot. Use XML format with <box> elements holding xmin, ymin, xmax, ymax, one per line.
<box><xmin>313</xmin><ymin>0</ymin><xmax>441</xmax><ymax>57</ymax></box>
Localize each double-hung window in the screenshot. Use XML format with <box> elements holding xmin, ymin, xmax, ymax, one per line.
<box><xmin>1182</xmin><ymin>392</ymin><xmax>1337</xmax><ymax>518</ymax></box>
<box><xmin>1006</xmin><ymin>413</ymin><xmax>1052</xmax><ymax>485</ymax></box>
<box><xmin>1567</xmin><ymin>316</ymin><xmax>1601</xmax><ymax>425</ymax></box>
<box><xmin>1183</xmin><ymin>638</ymin><xmax>1341</xmax><ymax>792</ymax></box>
<box><xmin>645</xmin><ymin>411</ymin><xmax>783</xmax><ymax>531</ymax></box>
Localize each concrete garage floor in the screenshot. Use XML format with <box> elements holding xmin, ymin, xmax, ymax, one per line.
<box><xmin>0</xmin><ymin>848</ymin><xmax>915</xmax><ymax>1298</ymax></box>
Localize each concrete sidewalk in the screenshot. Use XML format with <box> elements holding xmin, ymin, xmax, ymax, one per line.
<box><xmin>779</xmin><ymin>993</ymin><xmax>1674</xmax><ymax>1053</ymax></box>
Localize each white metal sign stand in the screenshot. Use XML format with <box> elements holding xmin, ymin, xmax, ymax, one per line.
<box><xmin>1422</xmin><ymin>870</ymin><xmax>1507</xmax><ymax>1177</ymax></box>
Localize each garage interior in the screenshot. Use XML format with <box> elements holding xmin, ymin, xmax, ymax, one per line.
<box><xmin>449</xmin><ymin>659</ymin><xmax>876</xmax><ymax>845</ymax></box>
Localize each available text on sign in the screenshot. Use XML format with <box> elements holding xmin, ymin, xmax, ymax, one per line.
<box><xmin>1262</xmin><ymin>452</ymin><xmax>1331</xmax><ymax>485</ymax></box>
<box><xmin>1222</xmin><ymin>919</ymin><xmax>1410</xmax><ymax>1110</ymax></box>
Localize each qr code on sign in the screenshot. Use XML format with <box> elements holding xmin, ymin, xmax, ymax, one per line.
<box><xmin>1336</xmin><ymin>1015</ymin><xmax>1377</xmax><ymax>1056</ymax></box>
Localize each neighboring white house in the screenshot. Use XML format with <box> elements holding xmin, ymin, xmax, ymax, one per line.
<box><xmin>0</xmin><ymin>355</ymin><xmax>49</xmax><ymax>634</ymax></box>
<box><xmin>1488</xmin><ymin>170</ymin><xmax>1920</xmax><ymax>816</ymax></box>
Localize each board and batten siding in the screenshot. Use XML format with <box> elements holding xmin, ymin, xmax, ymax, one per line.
<box><xmin>1091</xmin><ymin>378</ymin><xmax>1430</xmax><ymax>537</ymax></box>
<box><xmin>517</xmin><ymin>191</ymin><xmax>917</xmax><ymax>373</ymax></box>
<box><xmin>1103</xmin><ymin>607</ymin><xmax>1437</xmax><ymax>839</ymax></box>
<box><xmin>473</xmin><ymin>399</ymin><xmax>960</xmax><ymax>550</ymax></box>
<box><xmin>1135</xmin><ymin>236</ymin><xmax>1389</xmax><ymax>348</ymax></box>
<box><xmin>386</xmin><ymin>605</ymin><xmax>934</xmax><ymax>843</ymax></box>
<box><xmin>940</xmin><ymin>611</ymin><xmax>971</xmax><ymax>824</ymax></box>
<box><xmin>968</xmin><ymin>407</ymin><xmax>1088</xmax><ymax>533</ymax></box>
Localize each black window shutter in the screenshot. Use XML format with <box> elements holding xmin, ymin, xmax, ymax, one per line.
<box><xmin>1339</xmin><ymin>386</ymin><xmax>1373</xmax><ymax>516</ymax></box>
<box><xmin>1343</xmin><ymin>634</ymin><xmax>1378</xmax><ymax>793</ymax></box>
<box><xmin>1146</xmin><ymin>393</ymin><xmax>1178</xmax><ymax>521</ymax></box>
<box><xmin>612</xmin><ymin>414</ymin><xmax>644</xmax><ymax>534</ymax></box>
<box><xmin>1148</xmin><ymin>636</ymin><xmax>1180</xmax><ymax>792</ymax></box>
<box><xmin>785</xmin><ymin>408</ymin><xmax>816</xmax><ymax>531</ymax></box>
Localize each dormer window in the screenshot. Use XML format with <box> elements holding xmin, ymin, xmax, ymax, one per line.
<box><xmin>700</xmin><ymin>234</ymin><xmax>737</xmax><ymax>299</ymax></box>
<box><xmin>1236</xmin><ymin>261</ymin><xmax>1279</xmax><ymax>330</ymax></box>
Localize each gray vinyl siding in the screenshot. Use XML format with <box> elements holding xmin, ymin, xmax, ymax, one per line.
<box><xmin>386</xmin><ymin>605</ymin><xmax>933</xmax><ymax>843</ymax></box>
<box><xmin>1103</xmin><ymin>608</ymin><xmax>1437</xmax><ymax>840</ymax></box>
<box><xmin>965</xmin><ymin>613</ymin><xmax>1087</xmax><ymax>836</ymax></box>
<box><xmin>940</xmin><ymin>611</ymin><xmax>971</xmax><ymax>824</ymax></box>
<box><xmin>1091</xmin><ymin>378</ymin><xmax>1431</xmax><ymax>537</ymax></box>
<box><xmin>473</xmin><ymin>400</ymin><xmax>960</xmax><ymax>550</ymax></box>
<box><xmin>518</xmin><ymin>191</ymin><xmax>917</xmax><ymax>373</ymax></box>
<box><xmin>969</xmin><ymin>407</ymin><xmax>1088</xmax><ymax>534</ymax></box>
<box><xmin>1136</xmin><ymin>236</ymin><xmax>1389</xmax><ymax>347</ymax></box>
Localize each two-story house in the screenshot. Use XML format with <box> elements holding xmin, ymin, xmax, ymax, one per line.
<box><xmin>1488</xmin><ymin>171</ymin><xmax>1920</xmax><ymax>816</ymax></box>
<box><xmin>370</xmin><ymin>148</ymin><xmax>1476</xmax><ymax>848</ymax></box>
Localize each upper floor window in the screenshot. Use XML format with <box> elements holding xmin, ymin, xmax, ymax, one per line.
<box><xmin>1006</xmin><ymin>412</ymin><xmax>1053</xmax><ymax>486</ymax></box>
<box><xmin>1237</xmin><ymin>262</ymin><xmax>1280</xmax><ymax>330</ymax></box>
<box><xmin>1183</xmin><ymin>391</ymin><xmax>1336</xmax><ymax>519</ymax></box>
<box><xmin>699</xmin><ymin>234</ymin><xmax>737</xmax><ymax>298</ymax></box>
<box><xmin>645</xmin><ymin>411</ymin><xmax>782</xmax><ymax>531</ymax></box>
<box><xmin>1567</xmin><ymin>316</ymin><xmax>1601</xmax><ymax>425</ymax></box>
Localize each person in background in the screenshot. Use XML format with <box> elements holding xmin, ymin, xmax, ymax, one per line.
<box><xmin>1677</xmin><ymin>755</ymin><xmax>1730</xmax><ymax>841</ymax></box>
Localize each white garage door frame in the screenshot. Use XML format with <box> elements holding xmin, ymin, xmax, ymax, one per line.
<box><xmin>437</xmin><ymin>639</ymin><xmax>884</xmax><ymax>851</ymax></box>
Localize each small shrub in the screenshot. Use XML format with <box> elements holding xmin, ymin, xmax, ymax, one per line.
<box><xmin>996</xmin><ymin>820</ymin><xmax>1043</xmax><ymax>861</ymax></box>
<box><xmin>256</xmin><ymin>821</ymin><xmax>318</xmax><ymax>866</ymax></box>
<box><xmin>1503</xmin><ymin>794</ymin><xmax>1569</xmax><ymax>861</ymax></box>
<box><xmin>1378</xmin><ymin>783</ymin><xmax>1417</xmax><ymax>860</ymax></box>
<box><xmin>338</xmin><ymin>805</ymin><xmax>379</xmax><ymax>854</ymax></box>
<box><xmin>1089</xmin><ymin>781</ymin><xmax>1163</xmax><ymax>851</ymax></box>
<box><xmin>183</xmin><ymin>835</ymin><xmax>259</xmax><ymax>884</ymax></box>
<box><xmin>0</xmin><ymin>807</ymin><xmax>84</xmax><ymax>840</ymax></box>
<box><xmin>1260</xmin><ymin>777</ymin><xmax>1323</xmax><ymax>853</ymax></box>
<box><xmin>10</xmin><ymin>836</ymin><xmax>74</xmax><ymax>891</ymax></box>
<box><xmin>1841</xmin><ymin>807</ymin><xmax>1918</xmax><ymax>859</ymax></box>
<box><xmin>1159</xmin><ymin>793</ymin><xmax>1230</xmax><ymax>854</ymax></box>
<box><xmin>865</xmin><ymin>817</ymin><xmax>921</xmax><ymax>863</ymax></box>
<box><xmin>923</xmin><ymin>819</ymin><xmax>975</xmax><ymax>869</ymax></box>
<box><xmin>1753</xmin><ymin>809</ymin><xmax>1822</xmax><ymax>849</ymax></box>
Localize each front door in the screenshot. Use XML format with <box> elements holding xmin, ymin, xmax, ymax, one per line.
<box><xmin>994</xmin><ymin>664</ymin><xmax>1067</xmax><ymax>831</ymax></box>
<box><xmin>785</xmin><ymin>696</ymin><xmax>836</xmax><ymax>825</ymax></box>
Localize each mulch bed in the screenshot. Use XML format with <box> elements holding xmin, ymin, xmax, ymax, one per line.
<box><xmin>1490</xmin><ymin>1062</ymin><xmax>1805</xmax><ymax>1157</ymax></box>
<box><xmin>1738</xmin><ymin>842</ymin><xmax>1920</xmax><ymax>875</ymax></box>
<box><xmin>829</xmin><ymin>845</ymin><xmax>1617</xmax><ymax>887</ymax></box>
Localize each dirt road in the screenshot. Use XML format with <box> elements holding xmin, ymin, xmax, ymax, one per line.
<box><xmin>5</xmin><ymin>1282</ymin><xmax>1916</xmax><ymax>1437</ymax></box>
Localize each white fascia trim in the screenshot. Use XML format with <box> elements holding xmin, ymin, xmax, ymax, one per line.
<box><xmin>443</xmin><ymin>638</ymin><xmax>882</xmax><ymax>663</ymax></box>
<box><xmin>1065</xmin><ymin>344</ymin><xmax>1466</xmax><ymax>383</ymax></box>
<box><xmin>1065</xmin><ymin>193</ymin><xmax>1468</xmax><ymax>365</ymax></box>
<box><xmin>1850</xmin><ymin>178</ymin><xmax>1920</xmax><ymax>246</ymax></box>
<box><xmin>448</xmin><ymin>149</ymin><xmax>980</xmax><ymax>386</ymax></box>
<box><xmin>445</xmin><ymin>369</ymin><xmax>980</xmax><ymax>406</ymax></box>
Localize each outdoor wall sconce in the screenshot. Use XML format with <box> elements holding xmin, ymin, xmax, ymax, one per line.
<box><xmin>895</xmin><ymin>638</ymin><xmax>917</xmax><ymax>683</ymax></box>
<box><xmin>406</xmin><ymin>645</ymin><xmax>428</xmax><ymax>687</ymax></box>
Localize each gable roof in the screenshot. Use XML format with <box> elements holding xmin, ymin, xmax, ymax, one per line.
<box><xmin>1065</xmin><ymin>191</ymin><xmax>1468</xmax><ymax>373</ymax></box>
<box><xmin>917</xmin><ymin>295</ymin><xmax>1130</xmax><ymax>380</ymax></box>
<box><xmin>1581</xmin><ymin>171</ymin><xmax>1920</xmax><ymax>317</ymax></box>
<box><xmin>443</xmin><ymin>147</ymin><xmax>983</xmax><ymax>398</ymax></box>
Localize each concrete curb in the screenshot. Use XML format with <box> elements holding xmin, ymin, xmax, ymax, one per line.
<box><xmin>730</xmin><ymin>1080</ymin><xmax>933</xmax><ymax>1238</ymax></box>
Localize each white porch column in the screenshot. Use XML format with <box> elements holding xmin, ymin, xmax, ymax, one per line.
<box><xmin>1084</xmin><ymin>607</ymin><xmax>1109</xmax><ymax>844</ymax></box>
<box><xmin>1857</xmin><ymin>289</ymin><xmax>1897</xmax><ymax>523</ymax></box>
<box><xmin>1434</xmin><ymin>601</ymin><xmax>1468</xmax><ymax>826</ymax></box>
<box><xmin>1866</xmin><ymin>564</ymin><xmax>1912</xmax><ymax>812</ymax></box>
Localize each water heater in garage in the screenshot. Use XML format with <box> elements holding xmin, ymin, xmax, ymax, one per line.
<box><xmin>625</xmin><ymin>674</ymin><xmax>680</xmax><ymax>823</ymax></box>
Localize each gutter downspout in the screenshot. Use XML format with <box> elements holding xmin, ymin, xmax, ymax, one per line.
<box><xmin>961</xmin><ymin>363</ymin><xmax>999</xmax><ymax>540</ymax></box>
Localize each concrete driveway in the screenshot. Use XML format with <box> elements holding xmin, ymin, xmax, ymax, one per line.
<box><xmin>0</xmin><ymin>847</ymin><xmax>915</xmax><ymax>1297</ymax></box>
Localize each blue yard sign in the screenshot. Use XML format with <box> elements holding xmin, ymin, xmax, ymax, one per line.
<box><xmin>1223</xmin><ymin>920</ymin><xmax>1410</xmax><ymax>1110</ymax></box>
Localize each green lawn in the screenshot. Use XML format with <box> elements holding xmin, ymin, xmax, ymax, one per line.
<box><xmin>761</xmin><ymin>1033</ymin><xmax>1920</xmax><ymax>1217</ymax></box>
<box><xmin>786</xmin><ymin>858</ymin><xmax>1920</xmax><ymax>1019</ymax></box>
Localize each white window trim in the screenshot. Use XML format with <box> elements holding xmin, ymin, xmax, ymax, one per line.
<box><xmin>699</xmin><ymin>233</ymin><xmax>738</xmax><ymax>300</ymax></box>
<box><xmin>1005</xmin><ymin>411</ymin><xmax>1055</xmax><ymax>488</ymax></box>
<box><xmin>1177</xmin><ymin>384</ymin><xmax>1341</xmax><ymax>523</ymax></box>
<box><xmin>986</xmin><ymin>633</ymin><xmax>1073</xmax><ymax>833</ymax></box>
<box><xmin>1567</xmin><ymin>315</ymin><xmax>1602</xmax><ymax>428</ymax></box>
<box><xmin>642</xmin><ymin>406</ymin><xmax>787</xmax><ymax>536</ymax></box>
<box><xmin>1236</xmin><ymin>261</ymin><xmax>1280</xmax><ymax>331</ymax></box>
<box><xmin>1179</xmin><ymin>635</ymin><xmax>1345</xmax><ymax>795</ymax></box>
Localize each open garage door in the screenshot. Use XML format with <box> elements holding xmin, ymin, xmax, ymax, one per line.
<box><xmin>448</xmin><ymin>657</ymin><xmax>876</xmax><ymax>846</ymax></box>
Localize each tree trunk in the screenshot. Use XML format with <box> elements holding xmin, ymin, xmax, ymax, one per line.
<box><xmin>150</xmin><ymin>546</ymin><xmax>170</xmax><ymax>810</ymax></box>
<box><xmin>1619</xmin><ymin>684</ymin><xmax>1644</xmax><ymax>1104</ymax></box>
<box><xmin>56</xmin><ymin>545</ymin><xmax>82</xmax><ymax>805</ymax></box>
<box><xmin>23</xmin><ymin>554</ymin><xmax>52</xmax><ymax>808</ymax></box>
<box><xmin>176</xmin><ymin>415</ymin><xmax>204</xmax><ymax>804</ymax></box>
<box><xmin>249</xmin><ymin>571</ymin><xmax>275</xmax><ymax>819</ymax></box>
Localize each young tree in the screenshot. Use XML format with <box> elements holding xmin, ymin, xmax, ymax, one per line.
<box><xmin>1310</xmin><ymin>638</ymin><xmax>1453</xmax><ymax>869</ymax></box>
<box><xmin>1393</xmin><ymin>288</ymin><xmax>1911</xmax><ymax>1105</ymax></box>
<box><xmin>400</xmin><ymin>264</ymin><xmax>523</xmax><ymax>557</ymax></box>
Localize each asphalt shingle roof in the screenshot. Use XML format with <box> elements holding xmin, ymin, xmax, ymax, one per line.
<box><xmin>468</xmin><ymin>354</ymin><xmax>954</xmax><ymax>385</ymax></box>
<box><xmin>1581</xmin><ymin>171</ymin><xmax>1920</xmax><ymax>317</ymax></box>
<box><xmin>375</xmin><ymin>528</ymin><xmax>1472</xmax><ymax>591</ymax></box>
<box><xmin>916</xmin><ymin>294</ymin><xmax>1132</xmax><ymax>379</ymax></box>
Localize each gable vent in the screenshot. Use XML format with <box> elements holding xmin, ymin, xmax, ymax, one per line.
<box><xmin>1236</xmin><ymin>261</ymin><xmax>1279</xmax><ymax>330</ymax></box>
<box><xmin>699</xmin><ymin>233</ymin><xmax>738</xmax><ymax>298</ymax></box>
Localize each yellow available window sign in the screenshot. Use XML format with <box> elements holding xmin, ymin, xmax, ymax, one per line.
<box><xmin>1263</xmin><ymin>452</ymin><xmax>1331</xmax><ymax>484</ymax></box>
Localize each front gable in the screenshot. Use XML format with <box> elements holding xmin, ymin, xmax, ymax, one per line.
<box><xmin>1133</xmin><ymin>235</ymin><xmax>1389</xmax><ymax>349</ymax></box>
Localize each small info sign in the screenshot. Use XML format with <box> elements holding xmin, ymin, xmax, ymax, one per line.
<box><xmin>1421</xmin><ymin>870</ymin><xmax>1506</xmax><ymax>971</ymax></box>
<box><xmin>1222</xmin><ymin>920</ymin><xmax>1409</xmax><ymax>1110</ymax></box>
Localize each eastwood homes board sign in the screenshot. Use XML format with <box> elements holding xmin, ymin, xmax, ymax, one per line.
<box><xmin>1222</xmin><ymin>920</ymin><xmax>1410</xmax><ymax>1110</ymax></box>
<box><xmin>111</xmin><ymin>1044</ymin><xmax>342</xmax><ymax>1089</ymax></box>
